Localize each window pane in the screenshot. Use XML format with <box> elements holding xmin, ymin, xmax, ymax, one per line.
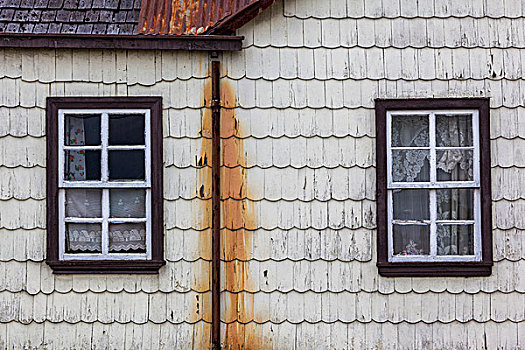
<box><xmin>392</xmin><ymin>150</ymin><xmax>430</xmax><ymax>182</ymax></box>
<box><xmin>109</xmin><ymin>114</ymin><xmax>145</xmax><ymax>145</ymax></box>
<box><xmin>109</xmin><ymin>223</ymin><xmax>146</xmax><ymax>253</ymax></box>
<box><xmin>391</xmin><ymin>115</ymin><xmax>429</xmax><ymax>147</ymax></box>
<box><xmin>65</xmin><ymin>189</ymin><xmax>102</xmax><ymax>218</ymax></box>
<box><xmin>393</xmin><ymin>224</ymin><xmax>430</xmax><ymax>256</ymax></box>
<box><xmin>437</xmin><ymin>150</ymin><xmax>473</xmax><ymax>181</ymax></box>
<box><xmin>64</xmin><ymin>150</ymin><xmax>101</xmax><ymax>181</ymax></box>
<box><xmin>110</xmin><ymin>189</ymin><xmax>146</xmax><ymax>218</ymax></box>
<box><xmin>65</xmin><ymin>114</ymin><xmax>101</xmax><ymax>146</ymax></box>
<box><xmin>109</xmin><ymin>150</ymin><xmax>145</xmax><ymax>180</ymax></box>
<box><xmin>437</xmin><ymin>189</ymin><xmax>474</xmax><ymax>220</ymax></box>
<box><xmin>66</xmin><ymin>223</ymin><xmax>102</xmax><ymax>253</ymax></box>
<box><xmin>393</xmin><ymin>189</ymin><xmax>429</xmax><ymax>220</ymax></box>
<box><xmin>437</xmin><ymin>224</ymin><xmax>474</xmax><ymax>255</ymax></box>
<box><xmin>436</xmin><ymin>114</ymin><xmax>473</xmax><ymax>147</ymax></box>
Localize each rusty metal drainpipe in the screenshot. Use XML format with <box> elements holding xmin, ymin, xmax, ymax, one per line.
<box><xmin>211</xmin><ymin>57</ymin><xmax>221</xmax><ymax>350</ymax></box>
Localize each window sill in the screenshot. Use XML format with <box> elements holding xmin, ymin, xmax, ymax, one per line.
<box><xmin>46</xmin><ymin>259</ymin><xmax>165</xmax><ymax>274</ymax></box>
<box><xmin>377</xmin><ymin>261</ymin><xmax>492</xmax><ymax>277</ymax></box>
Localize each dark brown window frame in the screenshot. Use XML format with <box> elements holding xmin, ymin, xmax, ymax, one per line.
<box><xmin>46</xmin><ymin>97</ymin><xmax>165</xmax><ymax>274</ymax></box>
<box><xmin>375</xmin><ymin>98</ymin><xmax>492</xmax><ymax>277</ymax></box>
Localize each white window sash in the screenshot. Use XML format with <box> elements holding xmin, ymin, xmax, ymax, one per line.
<box><xmin>58</xmin><ymin>109</ymin><xmax>152</xmax><ymax>261</ymax></box>
<box><xmin>386</xmin><ymin>109</ymin><xmax>482</xmax><ymax>263</ymax></box>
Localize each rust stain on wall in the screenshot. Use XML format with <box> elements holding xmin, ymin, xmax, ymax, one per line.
<box><xmin>196</xmin><ymin>68</ymin><xmax>262</xmax><ymax>349</ymax></box>
<box><xmin>195</xmin><ymin>75</ymin><xmax>214</xmax><ymax>349</ymax></box>
<box><xmin>220</xmin><ymin>80</ymin><xmax>259</xmax><ymax>350</ymax></box>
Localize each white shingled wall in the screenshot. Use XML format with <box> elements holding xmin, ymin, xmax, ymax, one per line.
<box><xmin>0</xmin><ymin>49</ymin><xmax>215</xmax><ymax>349</ymax></box>
<box><xmin>0</xmin><ymin>0</ymin><xmax>524</xmax><ymax>348</ymax></box>
<box><xmin>217</xmin><ymin>0</ymin><xmax>525</xmax><ymax>348</ymax></box>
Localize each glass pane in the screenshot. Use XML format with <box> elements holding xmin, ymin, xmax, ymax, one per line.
<box><xmin>436</xmin><ymin>114</ymin><xmax>473</xmax><ymax>147</ymax></box>
<box><xmin>109</xmin><ymin>223</ymin><xmax>146</xmax><ymax>253</ymax></box>
<box><xmin>437</xmin><ymin>224</ymin><xmax>474</xmax><ymax>255</ymax></box>
<box><xmin>437</xmin><ymin>150</ymin><xmax>473</xmax><ymax>181</ymax></box>
<box><xmin>66</xmin><ymin>223</ymin><xmax>102</xmax><ymax>253</ymax></box>
<box><xmin>109</xmin><ymin>114</ymin><xmax>145</xmax><ymax>145</ymax></box>
<box><xmin>109</xmin><ymin>150</ymin><xmax>145</xmax><ymax>180</ymax></box>
<box><xmin>65</xmin><ymin>114</ymin><xmax>100</xmax><ymax>146</ymax></box>
<box><xmin>110</xmin><ymin>189</ymin><xmax>146</xmax><ymax>218</ymax></box>
<box><xmin>392</xmin><ymin>150</ymin><xmax>430</xmax><ymax>182</ymax></box>
<box><xmin>393</xmin><ymin>224</ymin><xmax>430</xmax><ymax>256</ymax></box>
<box><xmin>437</xmin><ymin>189</ymin><xmax>474</xmax><ymax>220</ymax></box>
<box><xmin>64</xmin><ymin>150</ymin><xmax>101</xmax><ymax>181</ymax></box>
<box><xmin>391</xmin><ymin>115</ymin><xmax>429</xmax><ymax>147</ymax></box>
<box><xmin>65</xmin><ymin>189</ymin><xmax>102</xmax><ymax>218</ymax></box>
<box><xmin>393</xmin><ymin>189</ymin><xmax>429</xmax><ymax>220</ymax></box>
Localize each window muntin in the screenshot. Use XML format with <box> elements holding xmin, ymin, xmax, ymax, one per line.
<box><xmin>386</xmin><ymin>110</ymin><xmax>481</xmax><ymax>262</ymax></box>
<box><xmin>58</xmin><ymin>109</ymin><xmax>152</xmax><ymax>261</ymax></box>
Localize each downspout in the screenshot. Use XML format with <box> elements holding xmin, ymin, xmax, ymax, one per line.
<box><xmin>210</xmin><ymin>57</ymin><xmax>221</xmax><ymax>350</ymax></box>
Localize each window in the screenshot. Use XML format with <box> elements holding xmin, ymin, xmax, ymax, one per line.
<box><xmin>46</xmin><ymin>97</ymin><xmax>164</xmax><ymax>273</ymax></box>
<box><xmin>375</xmin><ymin>98</ymin><xmax>492</xmax><ymax>277</ymax></box>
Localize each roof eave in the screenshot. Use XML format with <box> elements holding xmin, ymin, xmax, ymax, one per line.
<box><xmin>0</xmin><ymin>33</ymin><xmax>243</xmax><ymax>51</ymax></box>
<box><xmin>205</xmin><ymin>0</ymin><xmax>276</xmax><ymax>35</ymax></box>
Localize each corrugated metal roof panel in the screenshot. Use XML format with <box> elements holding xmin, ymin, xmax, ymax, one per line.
<box><xmin>138</xmin><ymin>0</ymin><xmax>275</xmax><ymax>35</ymax></box>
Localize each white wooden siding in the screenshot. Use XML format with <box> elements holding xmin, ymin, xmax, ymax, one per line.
<box><xmin>0</xmin><ymin>0</ymin><xmax>524</xmax><ymax>348</ymax></box>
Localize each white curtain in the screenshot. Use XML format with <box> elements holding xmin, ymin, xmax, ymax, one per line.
<box><xmin>65</xmin><ymin>116</ymin><xmax>146</xmax><ymax>253</ymax></box>
<box><xmin>392</xmin><ymin>115</ymin><xmax>474</xmax><ymax>256</ymax></box>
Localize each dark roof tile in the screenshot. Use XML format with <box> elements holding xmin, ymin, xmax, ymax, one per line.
<box><xmin>55</xmin><ymin>8</ymin><xmax>68</xmax><ymax>21</ymax></box>
<box><xmin>40</xmin><ymin>9</ymin><xmax>55</xmax><ymax>21</ymax></box>
<box><xmin>33</xmin><ymin>0</ymin><xmax>48</xmax><ymax>8</ymax></box>
<box><xmin>19</xmin><ymin>22</ymin><xmax>33</xmax><ymax>31</ymax></box>
<box><xmin>0</xmin><ymin>8</ymin><xmax>15</xmax><ymax>20</ymax></box>
<box><xmin>103</xmin><ymin>0</ymin><xmax>118</xmax><ymax>9</ymax></box>
<box><xmin>27</xmin><ymin>9</ymin><xmax>41</xmax><ymax>20</ymax></box>
<box><xmin>125</xmin><ymin>10</ymin><xmax>137</xmax><ymax>22</ymax></box>
<box><xmin>98</xmin><ymin>9</ymin><xmax>112</xmax><ymax>22</ymax></box>
<box><xmin>0</xmin><ymin>0</ymin><xmax>22</xmax><ymax>8</ymax></box>
<box><xmin>32</xmin><ymin>22</ymin><xmax>49</xmax><ymax>32</ymax></box>
<box><xmin>106</xmin><ymin>22</ymin><xmax>118</xmax><ymax>33</ymax></box>
<box><xmin>46</xmin><ymin>0</ymin><xmax>63</xmax><ymax>8</ymax></box>
<box><xmin>60</xmin><ymin>22</ymin><xmax>76</xmax><ymax>32</ymax></box>
<box><xmin>5</xmin><ymin>22</ymin><xmax>20</xmax><ymax>31</ymax></box>
<box><xmin>84</xmin><ymin>9</ymin><xmax>98</xmax><ymax>21</ymax></box>
<box><xmin>47</xmin><ymin>22</ymin><xmax>61</xmax><ymax>31</ymax></box>
<box><xmin>63</xmin><ymin>0</ymin><xmax>78</xmax><ymax>9</ymax></box>
<box><xmin>90</xmin><ymin>0</ymin><xmax>102</xmax><ymax>7</ymax></box>
<box><xmin>20</xmin><ymin>0</ymin><xmax>35</xmax><ymax>8</ymax></box>
<box><xmin>119</xmin><ymin>0</ymin><xmax>132</xmax><ymax>9</ymax></box>
<box><xmin>76</xmin><ymin>23</ymin><xmax>92</xmax><ymax>33</ymax></box>
<box><xmin>68</xmin><ymin>10</ymin><xmax>83</xmax><ymax>21</ymax></box>
<box><xmin>77</xmin><ymin>0</ymin><xmax>91</xmax><ymax>9</ymax></box>
<box><xmin>12</xmin><ymin>9</ymin><xmax>28</xmax><ymax>20</ymax></box>
<box><xmin>91</xmin><ymin>23</ymin><xmax>106</xmax><ymax>34</ymax></box>
<box><xmin>113</xmin><ymin>10</ymin><xmax>126</xmax><ymax>22</ymax></box>
<box><xmin>0</xmin><ymin>0</ymin><xmax>141</xmax><ymax>34</ymax></box>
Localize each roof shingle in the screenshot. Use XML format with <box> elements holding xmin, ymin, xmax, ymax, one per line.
<box><xmin>0</xmin><ymin>0</ymin><xmax>140</xmax><ymax>34</ymax></box>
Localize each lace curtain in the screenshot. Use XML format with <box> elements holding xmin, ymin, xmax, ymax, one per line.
<box><xmin>392</xmin><ymin>115</ymin><xmax>473</xmax><ymax>182</ymax></box>
<box><xmin>392</xmin><ymin>115</ymin><xmax>474</xmax><ymax>256</ymax></box>
<box><xmin>65</xmin><ymin>116</ymin><xmax>146</xmax><ymax>253</ymax></box>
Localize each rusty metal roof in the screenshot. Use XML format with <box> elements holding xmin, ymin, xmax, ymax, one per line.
<box><xmin>138</xmin><ymin>0</ymin><xmax>275</xmax><ymax>35</ymax></box>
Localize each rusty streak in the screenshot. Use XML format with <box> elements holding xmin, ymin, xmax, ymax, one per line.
<box><xmin>211</xmin><ymin>59</ymin><xmax>221</xmax><ymax>350</ymax></box>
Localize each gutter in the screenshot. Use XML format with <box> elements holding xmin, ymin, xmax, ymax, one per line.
<box><xmin>0</xmin><ymin>33</ymin><xmax>243</xmax><ymax>51</ymax></box>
